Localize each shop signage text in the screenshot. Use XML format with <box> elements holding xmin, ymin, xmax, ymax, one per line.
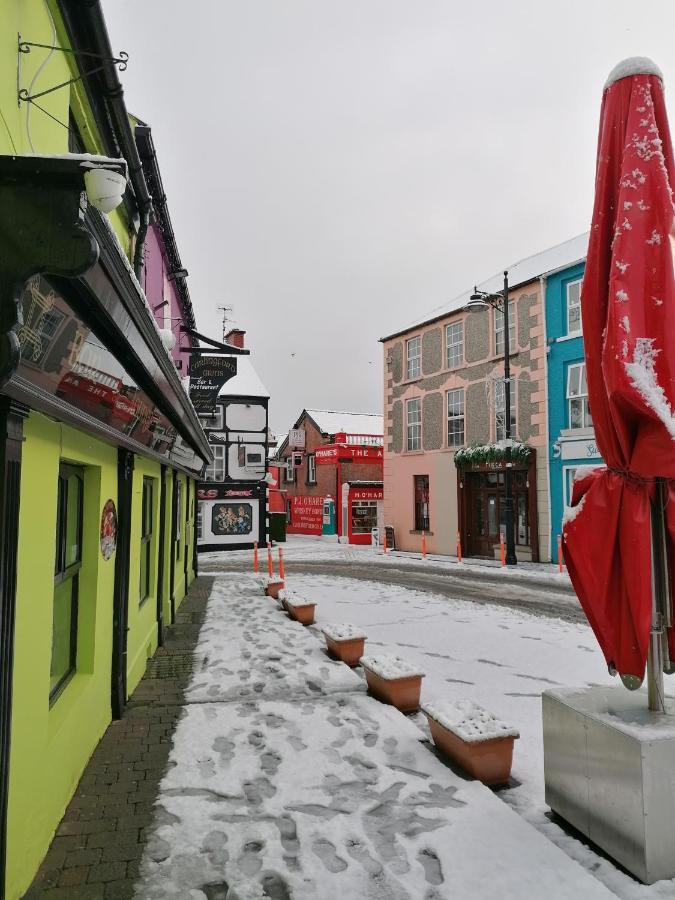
<box><xmin>315</xmin><ymin>444</ymin><xmax>384</xmax><ymax>464</ymax></box>
<box><xmin>189</xmin><ymin>355</ymin><xmax>237</xmax><ymax>413</ymax></box>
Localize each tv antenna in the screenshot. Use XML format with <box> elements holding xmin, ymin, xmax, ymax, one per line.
<box><xmin>217</xmin><ymin>305</ymin><xmax>233</xmax><ymax>343</ymax></box>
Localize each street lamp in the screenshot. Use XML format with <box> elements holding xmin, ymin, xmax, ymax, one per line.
<box><xmin>467</xmin><ymin>270</ymin><xmax>517</xmax><ymax>566</ymax></box>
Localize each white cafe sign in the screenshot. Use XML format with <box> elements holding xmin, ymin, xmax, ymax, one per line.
<box><xmin>560</xmin><ymin>438</ymin><xmax>601</xmax><ymax>461</ymax></box>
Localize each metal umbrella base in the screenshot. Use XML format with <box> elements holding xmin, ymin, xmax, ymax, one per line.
<box><xmin>543</xmin><ymin>685</ymin><xmax>675</xmax><ymax>884</ymax></box>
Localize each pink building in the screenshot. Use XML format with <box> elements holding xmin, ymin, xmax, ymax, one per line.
<box><xmin>379</xmin><ymin>242</ymin><xmax>577</xmax><ymax>563</ymax></box>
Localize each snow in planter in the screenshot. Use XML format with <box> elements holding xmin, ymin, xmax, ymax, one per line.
<box><xmin>284</xmin><ymin>594</ymin><xmax>315</xmax><ymax>609</ymax></box>
<box><xmin>360</xmin><ymin>654</ymin><xmax>425</xmax><ymax>680</ymax></box>
<box><xmin>421</xmin><ymin>699</ymin><xmax>519</xmax><ymax>743</ymax></box>
<box><xmin>322</xmin><ymin>623</ymin><xmax>367</xmax><ymax>642</ymax></box>
<box><xmin>263</xmin><ymin>574</ymin><xmax>285</xmax><ymax>587</ymax></box>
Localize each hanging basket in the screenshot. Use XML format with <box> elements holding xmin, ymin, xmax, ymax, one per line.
<box><xmin>454</xmin><ymin>442</ymin><xmax>532</xmax><ymax>469</ymax></box>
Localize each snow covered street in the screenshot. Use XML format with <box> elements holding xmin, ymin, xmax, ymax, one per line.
<box><xmin>134</xmin><ymin>568</ymin><xmax>629</xmax><ymax>900</ymax></box>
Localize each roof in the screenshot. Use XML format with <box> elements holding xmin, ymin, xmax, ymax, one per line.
<box><xmin>381</xmin><ymin>232</ymin><xmax>589</xmax><ymax>341</ymax></box>
<box><xmin>303</xmin><ymin>409</ymin><xmax>383</xmax><ymax>436</ymax></box>
<box><xmin>218</xmin><ymin>356</ymin><xmax>270</xmax><ymax>399</ymax></box>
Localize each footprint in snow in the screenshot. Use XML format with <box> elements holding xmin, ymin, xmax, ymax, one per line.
<box><xmin>418</xmin><ymin>848</ymin><xmax>443</xmax><ymax>885</ymax></box>
<box><xmin>239</xmin><ymin>839</ymin><xmax>265</xmax><ymax>876</ymax></box>
<box><xmin>312</xmin><ymin>838</ymin><xmax>348</xmax><ymax>873</ymax></box>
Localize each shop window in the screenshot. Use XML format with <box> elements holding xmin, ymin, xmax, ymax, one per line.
<box><xmin>406</xmin><ymin>398</ymin><xmax>422</xmax><ymax>451</ymax></box>
<box><xmin>494</xmin><ymin>379</ymin><xmax>517</xmax><ymax>442</ymax></box>
<box><xmin>406</xmin><ymin>336</ymin><xmax>421</xmax><ymax>380</ymax></box>
<box><xmin>567</xmin><ymin>362</ymin><xmax>592</xmax><ymax>428</ymax></box>
<box><xmin>307</xmin><ymin>453</ymin><xmax>316</xmax><ymax>484</ymax></box>
<box><xmin>445</xmin><ymin>321</ymin><xmax>464</xmax><ymax>369</ymax></box>
<box><xmin>447</xmin><ymin>388</ymin><xmax>465</xmax><ymax>447</ymax></box>
<box><xmin>204</xmin><ymin>445</ymin><xmax>226</xmax><ymax>482</ymax></box>
<box><xmin>140</xmin><ymin>477</ymin><xmax>154</xmax><ymax>604</ymax></box>
<box><xmin>351</xmin><ymin>500</ymin><xmax>378</xmax><ymax>534</ymax></box>
<box><xmin>414</xmin><ymin>474</ymin><xmax>430</xmax><ymax>531</ymax></box>
<box><xmin>494</xmin><ymin>302</ymin><xmax>516</xmax><ymax>356</ymax></box>
<box><xmin>285</xmin><ymin>456</ymin><xmax>295</xmax><ymax>483</ymax></box>
<box><xmin>567</xmin><ymin>280</ymin><xmax>582</xmax><ymax>335</ymax></box>
<box><xmin>51</xmin><ymin>463</ymin><xmax>84</xmax><ymax>702</ymax></box>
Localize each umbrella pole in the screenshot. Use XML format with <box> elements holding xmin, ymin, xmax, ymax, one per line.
<box><xmin>648</xmin><ymin>478</ymin><xmax>670</xmax><ymax>713</ymax></box>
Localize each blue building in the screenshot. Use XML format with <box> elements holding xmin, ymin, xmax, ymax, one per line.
<box><xmin>544</xmin><ymin>238</ymin><xmax>603</xmax><ymax>559</ymax></box>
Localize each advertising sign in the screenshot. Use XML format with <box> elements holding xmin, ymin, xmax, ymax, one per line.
<box><xmin>287</xmin><ymin>495</ymin><xmax>323</xmax><ymax>534</ymax></box>
<box><xmin>315</xmin><ymin>444</ymin><xmax>384</xmax><ymax>464</ymax></box>
<box><xmin>189</xmin><ymin>355</ymin><xmax>237</xmax><ymax>413</ymax></box>
<box><xmin>289</xmin><ymin>428</ymin><xmax>305</xmax><ymax>449</ymax></box>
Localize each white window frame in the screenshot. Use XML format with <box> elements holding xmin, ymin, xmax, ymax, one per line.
<box><xmin>284</xmin><ymin>456</ymin><xmax>295</xmax><ymax>483</ymax></box>
<box><xmin>307</xmin><ymin>453</ymin><xmax>316</xmax><ymax>484</ymax></box>
<box><xmin>446</xmin><ymin>388</ymin><xmax>465</xmax><ymax>448</ymax></box>
<box><xmin>203</xmin><ymin>445</ymin><xmax>226</xmax><ymax>482</ymax></box>
<box><xmin>406</xmin><ymin>398</ymin><xmax>422</xmax><ymax>451</ymax></box>
<box><xmin>494</xmin><ymin>302</ymin><xmax>516</xmax><ymax>357</ymax></box>
<box><xmin>199</xmin><ymin>405</ymin><xmax>224</xmax><ymax>432</ymax></box>
<box><xmin>566</xmin><ymin>279</ymin><xmax>583</xmax><ymax>335</ymax></box>
<box><xmin>445</xmin><ymin>321</ymin><xmax>464</xmax><ymax>369</ymax></box>
<box><xmin>494</xmin><ymin>378</ymin><xmax>517</xmax><ymax>442</ymax></box>
<box><xmin>567</xmin><ymin>362</ymin><xmax>592</xmax><ymax>429</ymax></box>
<box><xmin>406</xmin><ymin>336</ymin><xmax>421</xmax><ymax>380</ymax></box>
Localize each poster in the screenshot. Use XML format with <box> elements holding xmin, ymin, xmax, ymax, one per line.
<box><xmin>100</xmin><ymin>499</ymin><xmax>117</xmax><ymax>560</ymax></box>
<box><xmin>211</xmin><ymin>502</ymin><xmax>253</xmax><ymax>536</ymax></box>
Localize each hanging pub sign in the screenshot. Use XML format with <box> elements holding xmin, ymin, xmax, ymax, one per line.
<box><xmin>289</xmin><ymin>428</ymin><xmax>305</xmax><ymax>449</ymax></box>
<box><xmin>189</xmin><ymin>355</ymin><xmax>237</xmax><ymax>414</ymax></box>
<box><xmin>100</xmin><ymin>499</ymin><xmax>118</xmax><ymax>560</ymax></box>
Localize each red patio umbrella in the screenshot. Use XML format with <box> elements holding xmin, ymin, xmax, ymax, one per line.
<box><xmin>563</xmin><ymin>58</ymin><xmax>675</xmax><ymax>702</ymax></box>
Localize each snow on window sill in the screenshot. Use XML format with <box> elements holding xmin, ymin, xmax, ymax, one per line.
<box><xmin>556</xmin><ymin>332</ymin><xmax>583</xmax><ymax>343</ymax></box>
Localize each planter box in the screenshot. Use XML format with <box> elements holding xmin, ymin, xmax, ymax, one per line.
<box><xmin>264</xmin><ymin>580</ymin><xmax>285</xmax><ymax>599</ymax></box>
<box><xmin>322</xmin><ymin>624</ymin><xmax>367</xmax><ymax>667</ymax></box>
<box><xmin>422</xmin><ymin>700</ymin><xmax>519</xmax><ymax>786</ymax></box>
<box><xmin>360</xmin><ymin>655</ymin><xmax>424</xmax><ymax>713</ymax></box>
<box><xmin>287</xmin><ymin>602</ymin><xmax>316</xmax><ymax>626</ymax></box>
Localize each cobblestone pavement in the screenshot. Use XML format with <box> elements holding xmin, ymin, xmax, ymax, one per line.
<box><xmin>24</xmin><ymin>577</ymin><xmax>214</xmax><ymax>900</ymax></box>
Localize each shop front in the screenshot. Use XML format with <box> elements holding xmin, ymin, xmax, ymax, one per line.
<box><xmin>347</xmin><ymin>484</ymin><xmax>384</xmax><ymax>545</ymax></box>
<box><xmin>457</xmin><ymin>448</ymin><xmax>539</xmax><ymax>562</ymax></box>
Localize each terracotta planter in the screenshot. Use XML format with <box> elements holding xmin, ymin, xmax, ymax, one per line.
<box><xmin>424</xmin><ymin>714</ymin><xmax>517</xmax><ymax>786</ymax></box>
<box><xmin>361</xmin><ymin>665</ymin><xmax>423</xmax><ymax>713</ymax></box>
<box><xmin>325</xmin><ymin>635</ymin><xmax>366</xmax><ymax>667</ymax></box>
<box><xmin>264</xmin><ymin>580</ymin><xmax>285</xmax><ymax>599</ymax></box>
<box><xmin>287</xmin><ymin>603</ymin><xmax>316</xmax><ymax>626</ymax></box>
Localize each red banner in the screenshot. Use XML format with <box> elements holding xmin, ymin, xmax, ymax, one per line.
<box><xmin>315</xmin><ymin>444</ymin><xmax>383</xmax><ymax>464</ymax></box>
<box><xmin>287</xmin><ymin>495</ymin><xmax>323</xmax><ymax>534</ymax></box>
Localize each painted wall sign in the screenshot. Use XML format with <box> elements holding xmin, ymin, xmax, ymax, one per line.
<box><xmin>350</xmin><ymin>488</ymin><xmax>384</xmax><ymax>501</ymax></box>
<box><xmin>211</xmin><ymin>502</ymin><xmax>253</xmax><ymax>536</ymax></box>
<box><xmin>287</xmin><ymin>495</ymin><xmax>323</xmax><ymax>534</ymax></box>
<box><xmin>189</xmin><ymin>355</ymin><xmax>237</xmax><ymax>413</ymax></box>
<box><xmin>315</xmin><ymin>444</ymin><xmax>384</xmax><ymax>464</ymax></box>
<box><xmin>100</xmin><ymin>499</ymin><xmax>117</xmax><ymax>560</ymax></box>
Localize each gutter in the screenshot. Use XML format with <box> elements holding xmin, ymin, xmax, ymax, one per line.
<box><xmin>57</xmin><ymin>0</ymin><xmax>153</xmax><ymax>280</ymax></box>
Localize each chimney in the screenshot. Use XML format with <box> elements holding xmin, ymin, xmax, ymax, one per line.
<box><xmin>225</xmin><ymin>328</ymin><xmax>246</xmax><ymax>349</ymax></box>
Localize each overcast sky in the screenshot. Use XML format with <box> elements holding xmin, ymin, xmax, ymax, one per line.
<box><xmin>103</xmin><ymin>1</ymin><xmax>675</xmax><ymax>436</ymax></box>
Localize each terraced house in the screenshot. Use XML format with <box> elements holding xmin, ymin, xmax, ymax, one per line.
<box><xmin>380</xmin><ymin>236</ymin><xmax>589</xmax><ymax>563</ymax></box>
<box><xmin>0</xmin><ymin>4</ymin><xmax>211</xmax><ymax>897</ymax></box>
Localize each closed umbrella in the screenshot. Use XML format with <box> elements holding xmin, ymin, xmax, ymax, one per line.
<box><xmin>563</xmin><ymin>58</ymin><xmax>675</xmax><ymax>709</ymax></box>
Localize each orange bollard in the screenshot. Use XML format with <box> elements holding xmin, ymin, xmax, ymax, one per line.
<box><xmin>456</xmin><ymin>530</ymin><xmax>462</xmax><ymax>563</ymax></box>
<box><xmin>278</xmin><ymin>546</ymin><xmax>285</xmax><ymax>581</ymax></box>
<box><xmin>557</xmin><ymin>534</ymin><xmax>564</xmax><ymax>573</ymax></box>
<box><xmin>499</xmin><ymin>533</ymin><xmax>506</xmax><ymax>567</ymax></box>
<box><xmin>383</xmin><ymin>531</ymin><xmax>388</xmax><ymax>554</ymax></box>
<box><xmin>421</xmin><ymin>531</ymin><xmax>427</xmax><ymax>559</ymax></box>
<box><xmin>253</xmin><ymin>541</ymin><xmax>259</xmax><ymax>573</ymax></box>
<box><xmin>267</xmin><ymin>542</ymin><xmax>274</xmax><ymax>578</ymax></box>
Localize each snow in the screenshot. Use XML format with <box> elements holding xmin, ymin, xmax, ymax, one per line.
<box><xmin>218</xmin><ymin>355</ymin><xmax>270</xmax><ymax>399</ymax></box>
<box><xmin>24</xmin><ymin>151</ymin><xmax>127</xmax><ymax>170</ymax></box>
<box><xmin>304</xmin><ymin>409</ymin><xmax>383</xmax><ymax>437</ymax></box>
<box><xmin>322</xmin><ymin>623</ymin><xmax>368</xmax><ymax>642</ymax></box>
<box><xmin>284</xmin><ymin>594</ymin><xmax>315</xmax><ymax>609</ymax></box>
<box><xmin>383</xmin><ymin>232</ymin><xmax>589</xmax><ymax>339</ymax></box>
<box><xmin>421</xmin><ymin>698</ymin><xmax>519</xmax><ymax>743</ymax></box>
<box><xmin>604</xmin><ymin>57</ymin><xmax>663</xmax><ymax>90</ymax></box>
<box><xmin>625</xmin><ymin>337</ymin><xmax>675</xmax><ymax>441</ymax></box>
<box><xmin>360</xmin><ymin>653</ymin><xmax>425</xmax><ymax>680</ymax></box>
<box><xmin>572</xmin><ymin>464</ymin><xmax>605</xmax><ymax>482</ymax></box>
<box><xmin>562</xmin><ymin>493</ymin><xmax>586</xmax><ymax>528</ymax></box>
<box><xmin>136</xmin><ymin>572</ymin><xmax>617</xmax><ymax>900</ymax></box>
<box><xmin>264</xmin><ymin>575</ymin><xmax>285</xmax><ymax>587</ymax></box>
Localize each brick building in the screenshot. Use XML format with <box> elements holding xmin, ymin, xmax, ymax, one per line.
<box><xmin>380</xmin><ymin>236</ymin><xmax>588</xmax><ymax>562</ymax></box>
<box><xmin>276</xmin><ymin>409</ymin><xmax>383</xmax><ymax>544</ymax></box>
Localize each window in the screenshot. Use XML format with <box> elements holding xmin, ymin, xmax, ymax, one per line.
<box><xmin>284</xmin><ymin>456</ymin><xmax>295</xmax><ymax>483</ymax></box>
<box><xmin>406</xmin><ymin>336</ymin><xmax>421</xmax><ymax>380</ymax></box>
<box><xmin>447</xmin><ymin>388</ymin><xmax>465</xmax><ymax>447</ymax></box>
<box><xmin>140</xmin><ymin>478</ymin><xmax>154</xmax><ymax>604</ymax></box>
<box><xmin>351</xmin><ymin>500</ymin><xmax>378</xmax><ymax>534</ymax></box>
<box><xmin>567</xmin><ymin>362</ymin><xmax>592</xmax><ymax>428</ymax></box>
<box><xmin>494</xmin><ymin>302</ymin><xmax>516</xmax><ymax>356</ymax></box>
<box><xmin>414</xmin><ymin>475</ymin><xmax>430</xmax><ymax>531</ymax></box>
<box><xmin>307</xmin><ymin>453</ymin><xmax>316</xmax><ymax>484</ymax></box>
<box><xmin>204</xmin><ymin>445</ymin><xmax>226</xmax><ymax>482</ymax></box>
<box><xmin>51</xmin><ymin>464</ymin><xmax>83</xmax><ymax>701</ymax></box>
<box><xmin>567</xmin><ymin>280</ymin><xmax>582</xmax><ymax>335</ymax></box>
<box><xmin>445</xmin><ymin>321</ymin><xmax>464</xmax><ymax>369</ymax></box>
<box><xmin>494</xmin><ymin>378</ymin><xmax>517</xmax><ymax>442</ymax></box>
<box><xmin>197</xmin><ymin>505</ymin><xmax>202</xmax><ymax>540</ymax></box>
<box><xmin>406</xmin><ymin>398</ymin><xmax>422</xmax><ymax>451</ymax></box>
<box><xmin>198</xmin><ymin>405</ymin><xmax>224</xmax><ymax>432</ymax></box>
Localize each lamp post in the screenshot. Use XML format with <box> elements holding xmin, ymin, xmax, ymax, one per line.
<box><xmin>467</xmin><ymin>270</ymin><xmax>517</xmax><ymax>566</ymax></box>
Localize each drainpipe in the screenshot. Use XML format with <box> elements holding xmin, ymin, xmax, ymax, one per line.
<box><xmin>59</xmin><ymin>0</ymin><xmax>153</xmax><ymax>280</ymax></box>
<box><xmin>540</xmin><ymin>274</ymin><xmax>553</xmax><ymax>562</ymax></box>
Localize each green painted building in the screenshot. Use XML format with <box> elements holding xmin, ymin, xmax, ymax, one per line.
<box><xmin>0</xmin><ymin>4</ymin><xmax>211</xmax><ymax>897</ymax></box>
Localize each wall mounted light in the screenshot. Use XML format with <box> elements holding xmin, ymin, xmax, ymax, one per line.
<box><xmin>83</xmin><ymin>164</ymin><xmax>127</xmax><ymax>213</ymax></box>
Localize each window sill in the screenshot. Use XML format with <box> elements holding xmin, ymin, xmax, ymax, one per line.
<box><xmin>442</xmin><ymin>363</ymin><xmax>465</xmax><ymax>374</ymax></box>
<box><xmin>555</xmin><ymin>332</ymin><xmax>583</xmax><ymax>344</ymax></box>
<box><xmin>403</xmin><ymin>449</ymin><xmax>425</xmax><ymax>455</ymax></box>
<box><xmin>560</xmin><ymin>428</ymin><xmax>595</xmax><ymax>439</ymax></box>
<box><xmin>402</xmin><ymin>376</ymin><xmax>423</xmax><ymax>386</ymax></box>
<box><xmin>49</xmin><ymin>668</ymin><xmax>76</xmax><ymax>708</ymax></box>
<box><xmin>410</xmin><ymin>529</ymin><xmax>434</xmax><ymax>535</ymax></box>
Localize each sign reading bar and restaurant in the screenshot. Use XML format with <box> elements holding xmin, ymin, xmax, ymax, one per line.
<box><xmin>189</xmin><ymin>355</ymin><xmax>237</xmax><ymax>413</ymax></box>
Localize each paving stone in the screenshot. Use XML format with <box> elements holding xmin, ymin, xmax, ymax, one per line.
<box><xmin>58</xmin><ymin>866</ymin><xmax>90</xmax><ymax>886</ymax></box>
<box><xmin>101</xmin><ymin>843</ymin><xmax>143</xmax><ymax>863</ymax></box>
<box><xmin>64</xmin><ymin>848</ymin><xmax>103</xmax><ymax>868</ymax></box>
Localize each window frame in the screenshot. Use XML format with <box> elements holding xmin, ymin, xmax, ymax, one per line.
<box><xmin>445</xmin><ymin>321</ymin><xmax>464</xmax><ymax>369</ymax></box>
<box><xmin>406</xmin><ymin>397</ymin><xmax>422</xmax><ymax>452</ymax></box>
<box><xmin>494</xmin><ymin>378</ymin><xmax>517</xmax><ymax>442</ymax></box>
<box><xmin>175</xmin><ymin>481</ymin><xmax>182</xmax><ymax>561</ymax></box>
<box><xmin>284</xmin><ymin>456</ymin><xmax>295</xmax><ymax>483</ymax></box>
<box><xmin>140</xmin><ymin>477</ymin><xmax>154</xmax><ymax>605</ymax></box>
<box><xmin>51</xmin><ymin>463</ymin><xmax>84</xmax><ymax>704</ymax></box>
<box><xmin>307</xmin><ymin>453</ymin><xmax>317</xmax><ymax>485</ymax></box>
<box><xmin>566</xmin><ymin>279</ymin><xmax>583</xmax><ymax>336</ymax></box>
<box><xmin>446</xmin><ymin>388</ymin><xmax>465</xmax><ymax>448</ymax></box>
<box><xmin>493</xmin><ymin>301</ymin><xmax>516</xmax><ymax>357</ymax></box>
<box><xmin>406</xmin><ymin>335</ymin><xmax>421</xmax><ymax>380</ymax></box>
<box><xmin>204</xmin><ymin>444</ymin><xmax>226</xmax><ymax>482</ymax></box>
<box><xmin>413</xmin><ymin>474</ymin><xmax>430</xmax><ymax>532</ymax></box>
<box><xmin>567</xmin><ymin>361</ymin><xmax>592</xmax><ymax>429</ymax></box>
<box><xmin>198</xmin><ymin>405</ymin><xmax>224</xmax><ymax>432</ymax></box>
